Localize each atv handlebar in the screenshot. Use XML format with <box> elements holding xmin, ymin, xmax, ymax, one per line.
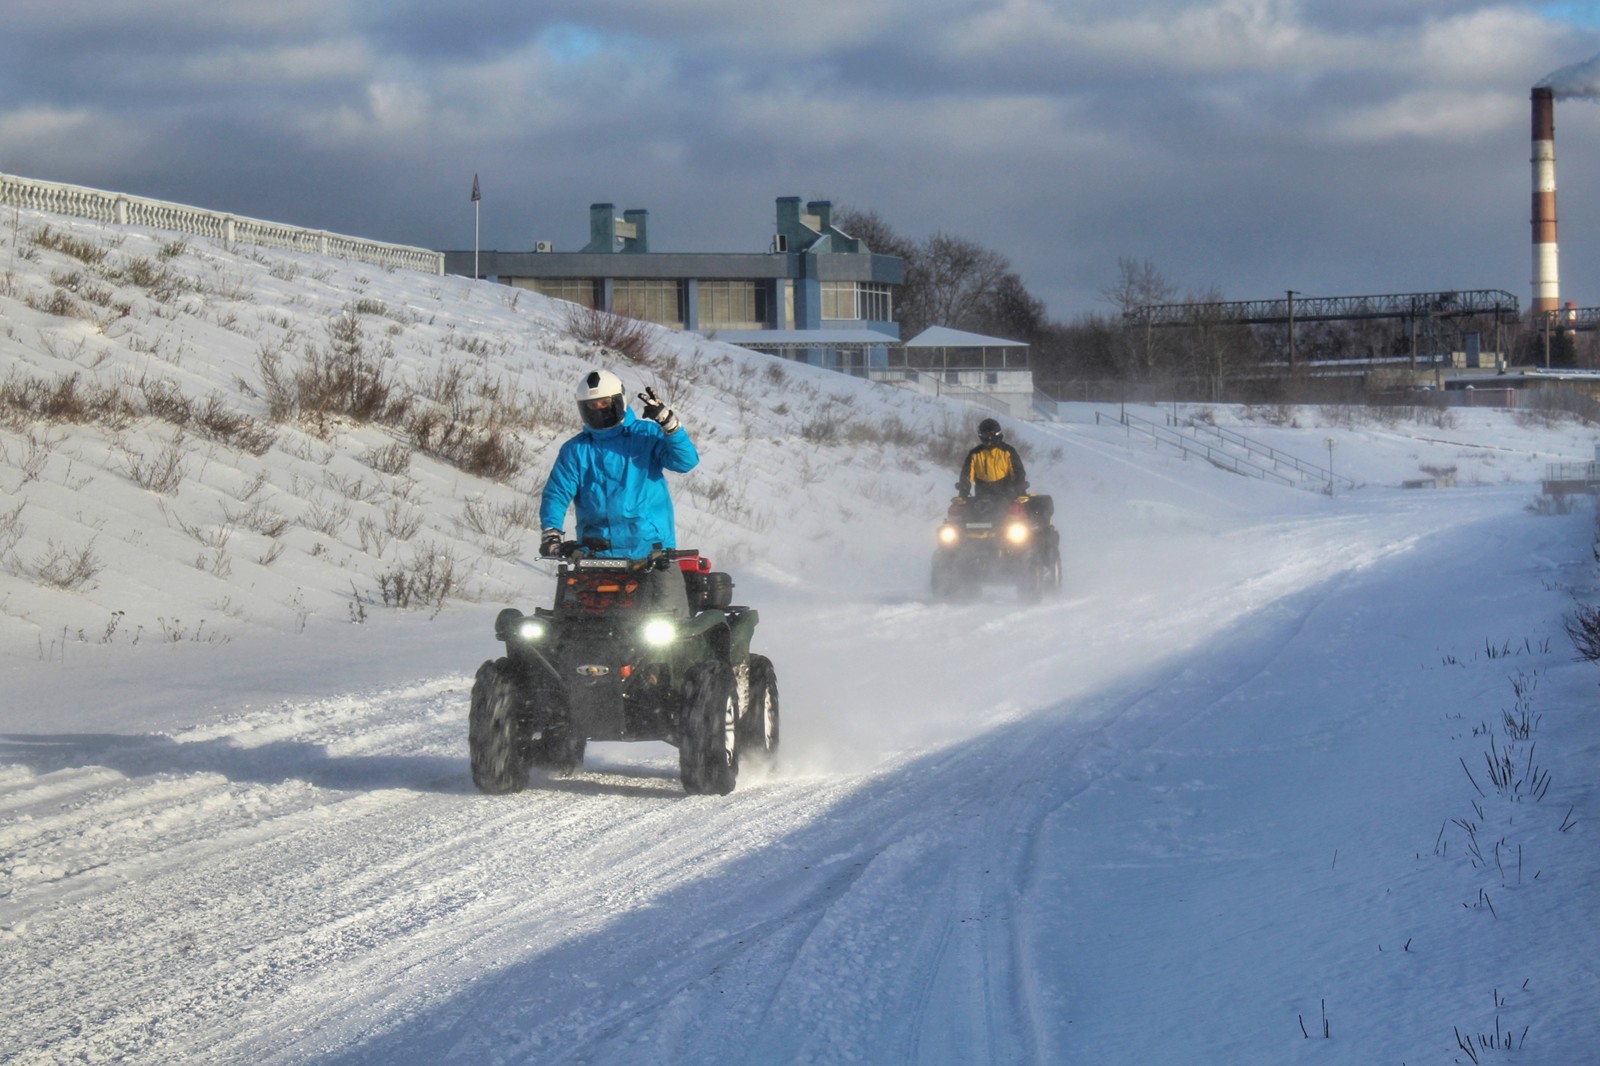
<box><xmin>555</xmin><ymin>539</ymin><xmax>699</xmax><ymax>572</ymax></box>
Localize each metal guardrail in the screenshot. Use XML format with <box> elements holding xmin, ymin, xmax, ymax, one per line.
<box><xmin>1186</xmin><ymin>420</ymin><xmax>1356</xmax><ymax>489</ymax></box>
<box><xmin>1032</xmin><ymin>389</ymin><xmax>1061</xmax><ymax>422</ymax></box>
<box><xmin>1542</xmin><ymin>461</ymin><xmax>1600</xmax><ymax>495</ymax></box>
<box><xmin>1095</xmin><ymin>410</ymin><xmax>1299</xmax><ymax>488</ymax></box>
<box><xmin>1</xmin><ymin>170</ymin><xmax>444</xmax><ymax>275</ymax></box>
<box><xmin>1545</xmin><ymin>461</ymin><xmax>1600</xmax><ymax>482</ymax></box>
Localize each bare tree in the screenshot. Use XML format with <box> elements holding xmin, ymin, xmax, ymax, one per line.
<box><xmin>1100</xmin><ymin>256</ymin><xmax>1177</xmax><ymax>316</ymax></box>
<box><xmin>835</xmin><ymin>207</ymin><xmax>1047</xmax><ymax>343</ymax></box>
<box><xmin>1033</xmin><ymin>314</ymin><xmax>1121</xmax><ymax>399</ymax></box>
<box><xmin>1101</xmin><ymin>257</ymin><xmax>1180</xmax><ymax>384</ymax></box>
<box><xmin>836</xmin><ymin>206</ymin><xmax>927</xmax><ymax>336</ymax></box>
<box><xmin>1174</xmin><ymin>285</ymin><xmax>1255</xmax><ymax>401</ymax></box>
<box><xmin>918</xmin><ymin>233</ymin><xmax>1012</xmax><ymax>330</ymax></box>
<box><xmin>979</xmin><ymin>272</ymin><xmax>1048</xmax><ymax>344</ymax></box>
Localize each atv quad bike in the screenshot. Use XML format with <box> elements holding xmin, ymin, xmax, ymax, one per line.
<box><xmin>469</xmin><ymin>543</ymin><xmax>778</xmax><ymax>796</ymax></box>
<box><xmin>930</xmin><ymin>493</ymin><xmax>1061</xmax><ymax>603</ymax></box>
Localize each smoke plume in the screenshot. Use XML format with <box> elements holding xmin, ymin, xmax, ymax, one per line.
<box><xmin>1539</xmin><ymin>52</ymin><xmax>1600</xmax><ymax>100</ymax></box>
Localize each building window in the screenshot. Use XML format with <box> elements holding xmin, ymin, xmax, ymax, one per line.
<box><xmin>859</xmin><ymin>282</ymin><xmax>892</xmax><ymax>322</ymax></box>
<box><xmin>699</xmin><ymin>280</ymin><xmax>768</xmax><ymax>328</ymax></box>
<box><xmin>821</xmin><ymin>281</ymin><xmax>892</xmax><ymax>322</ymax></box>
<box><xmin>520</xmin><ymin>278</ymin><xmax>599</xmax><ymax>308</ymax></box>
<box><xmin>821</xmin><ymin>281</ymin><xmax>852</xmax><ymax>321</ymax></box>
<box><xmin>613</xmin><ymin>279</ymin><xmax>686</xmax><ymax>327</ymax></box>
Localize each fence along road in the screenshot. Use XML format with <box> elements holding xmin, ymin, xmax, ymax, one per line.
<box><xmin>1</xmin><ymin>171</ymin><xmax>444</xmax><ymax>276</ymax></box>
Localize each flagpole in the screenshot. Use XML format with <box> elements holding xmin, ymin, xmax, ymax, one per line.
<box><xmin>471</xmin><ymin>173</ymin><xmax>481</xmax><ymax>279</ymax></box>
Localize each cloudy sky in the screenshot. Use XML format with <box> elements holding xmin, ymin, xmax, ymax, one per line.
<box><xmin>4</xmin><ymin>1</ymin><xmax>1598</xmax><ymax>321</ymax></box>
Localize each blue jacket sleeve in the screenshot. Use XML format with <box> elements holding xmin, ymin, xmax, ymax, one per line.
<box><xmin>658</xmin><ymin>425</ymin><xmax>699</xmax><ymax>474</ymax></box>
<box><xmin>539</xmin><ymin>439</ymin><xmax>581</xmax><ymax>531</ymax></box>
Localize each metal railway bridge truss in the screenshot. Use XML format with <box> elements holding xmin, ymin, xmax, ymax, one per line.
<box><xmin>1126</xmin><ymin>289</ymin><xmax>1522</xmax><ymax>369</ymax></box>
<box><xmin>1128</xmin><ymin>289</ymin><xmax>1520</xmax><ymax>328</ymax></box>
<box><xmin>1540</xmin><ymin>306</ymin><xmax>1600</xmax><ymax>333</ymax></box>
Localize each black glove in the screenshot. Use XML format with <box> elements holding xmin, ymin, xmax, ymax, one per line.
<box><xmin>539</xmin><ymin>529</ymin><xmax>563</xmax><ymax>558</ymax></box>
<box><xmin>637</xmin><ymin>387</ymin><xmax>680</xmax><ymax>434</ymax></box>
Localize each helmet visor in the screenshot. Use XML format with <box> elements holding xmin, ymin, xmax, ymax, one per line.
<box><xmin>579</xmin><ymin>394</ymin><xmax>625</xmax><ymax>430</ymax></box>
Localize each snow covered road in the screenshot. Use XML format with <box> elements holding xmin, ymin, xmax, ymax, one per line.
<box><xmin>7</xmin><ymin>482</ymin><xmax>1593</xmax><ymax>1064</ymax></box>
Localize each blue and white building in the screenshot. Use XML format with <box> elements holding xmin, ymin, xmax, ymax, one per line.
<box><xmin>443</xmin><ymin>197</ymin><xmax>904</xmax><ymax>373</ymax></box>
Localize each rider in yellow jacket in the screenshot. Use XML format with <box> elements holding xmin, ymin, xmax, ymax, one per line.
<box><xmin>956</xmin><ymin>418</ymin><xmax>1027</xmax><ymax>501</ymax></box>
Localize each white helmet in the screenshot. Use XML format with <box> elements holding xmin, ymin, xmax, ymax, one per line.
<box><xmin>576</xmin><ymin>369</ymin><xmax>626</xmax><ymax>430</ymax></box>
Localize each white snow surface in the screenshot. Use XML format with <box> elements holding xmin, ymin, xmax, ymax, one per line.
<box><xmin>2</xmin><ymin>210</ymin><xmax>1598</xmax><ymax>1064</ymax></box>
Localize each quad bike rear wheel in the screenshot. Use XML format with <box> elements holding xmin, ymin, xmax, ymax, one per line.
<box><xmin>469</xmin><ymin>658</ymin><xmax>529</xmax><ymax>794</ymax></box>
<box><xmin>737</xmin><ymin>654</ymin><xmax>780</xmax><ymax>765</ymax></box>
<box><xmin>1019</xmin><ymin>531</ymin><xmax>1063</xmax><ymax>603</ymax></box>
<box><xmin>679</xmin><ymin>660</ymin><xmax>739</xmax><ymax>795</ymax></box>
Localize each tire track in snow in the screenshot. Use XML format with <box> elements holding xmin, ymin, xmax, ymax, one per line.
<box><xmin>309</xmin><ymin>503</ymin><xmax>1444</xmax><ymax>1064</ymax></box>
<box><xmin>3</xmin><ymin>494</ymin><xmax>1479</xmax><ymax>1064</ymax></box>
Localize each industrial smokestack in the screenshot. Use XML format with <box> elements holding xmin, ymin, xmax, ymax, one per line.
<box><xmin>1530</xmin><ymin>87</ymin><xmax>1558</xmax><ymax>315</ymax></box>
<box><xmin>1532</xmin><ymin>53</ymin><xmax>1600</xmax><ymax>317</ymax></box>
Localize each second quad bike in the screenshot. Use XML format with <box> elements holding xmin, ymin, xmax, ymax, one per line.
<box><xmin>931</xmin><ymin>493</ymin><xmax>1062</xmax><ymax>603</ymax></box>
<box><xmin>469</xmin><ymin>543</ymin><xmax>778</xmax><ymax>797</ymax></box>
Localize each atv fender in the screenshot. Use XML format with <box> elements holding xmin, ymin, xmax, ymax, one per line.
<box><xmin>676</xmin><ymin>607</ymin><xmax>760</xmax><ymax>663</ymax></box>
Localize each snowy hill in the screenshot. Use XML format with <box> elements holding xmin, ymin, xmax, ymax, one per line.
<box><xmin>2</xmin><ymin>207</ymin><xmax>1598</xmax><ymax>1064</ymax></box>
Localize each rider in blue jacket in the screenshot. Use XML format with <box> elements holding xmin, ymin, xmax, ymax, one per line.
<box><xmin>539</xmin><ymin>369</ymin><xmax>699</xmax><ymax>559</ymax></box>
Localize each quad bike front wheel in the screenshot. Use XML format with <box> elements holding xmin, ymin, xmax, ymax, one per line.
<box><xmin>528</xmin><ymin>723</ymin><xmax>586</xmax><ymax>777</ymax></box>
<box><xmin>469</xmin><ymin>658</ymin><xmax>529</xmax><ymax>794</ymax></box>
<box><xmin>737</xmin><ymin>654</ymin><xmax>780</xmax><ymax>765</ymax></box>
<box><xmin>679</xmin><ymin>660</ymin><xmax>739</xmax><ymax>796</ymax></box>
<box><xmin>931</xmin><ymin>550</ymin><xmax>973</xmax><ymax>602</ymax></box>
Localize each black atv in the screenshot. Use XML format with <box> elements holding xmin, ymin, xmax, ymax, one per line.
<box><xmin>930</xmin><ymin>494</ymin><xmax>1061</xmax><ymax>603</ymax></box>
<box><xmin>469</xmin><ymin>542</ymin><xmax>777</xmax><ymax>796</ymax></box>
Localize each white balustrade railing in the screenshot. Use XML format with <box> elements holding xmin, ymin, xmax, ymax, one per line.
<box><xmin>1</xmin><ymin>171</ymin><xmax>443</xmax><ymax>275</ymax></box>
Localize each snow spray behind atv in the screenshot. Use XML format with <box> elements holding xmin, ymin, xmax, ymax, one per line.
<box><xmin>469</xmin><ymin>542</ymin><xmax>778</xmax><ymax>796</ymax></box>
<box><xmin>931</xmin><ymin>494</ymin><xmax>1062</xmax><ymax>602</ymax></box>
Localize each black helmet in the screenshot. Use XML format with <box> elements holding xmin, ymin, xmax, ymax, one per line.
<box><xmin>978</xmin><ymin>418</ymin><xmax>1002</xmax><ymax>443</ymax></box>
<box><xmin>576</xmin><ymin>369</ymin><xmax>626</xmax><ymax>430</ymax></box>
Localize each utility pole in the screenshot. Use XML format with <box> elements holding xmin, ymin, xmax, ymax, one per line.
<box><xmin>1286</xmin><ymin>290</ymin><xmax>1298</xmax><ymax>370</ymax></box>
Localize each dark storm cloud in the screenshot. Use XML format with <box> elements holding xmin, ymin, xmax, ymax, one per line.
<box><xmin>3</xmin><ymin>1</ymin><xmax>1599</xmax><ymax>318</ymax></box>
<box><xmin>350</xmin><ymin>1</ymin><xmax>558</xmax><ymax>60</ymax></box>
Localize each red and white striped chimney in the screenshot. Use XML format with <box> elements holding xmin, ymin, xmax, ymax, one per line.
<box><xmin>1531</xmin><ymin>87</ymin><xmax>1559</xmax><ymax>314</ymax></box>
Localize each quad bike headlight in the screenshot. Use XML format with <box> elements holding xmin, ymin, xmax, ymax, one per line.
<box><xmin>642</xmin><ymin>617</ymin><xmax>678</xmax><ymax>647</ymax></box>
<box><xmin>938</xmin><ymin>524</ymin><xmax>960</xmax><ymax>546</ymax></box>
<box><xmin>516</xmin><ymin>617</ymin><xmax>548</xmax><ymax>642</ymax></box>
<box><xmin>1005</xmin><ymin>521</ymin><xmax>1031</xmax><ymax>545</ymax></box>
